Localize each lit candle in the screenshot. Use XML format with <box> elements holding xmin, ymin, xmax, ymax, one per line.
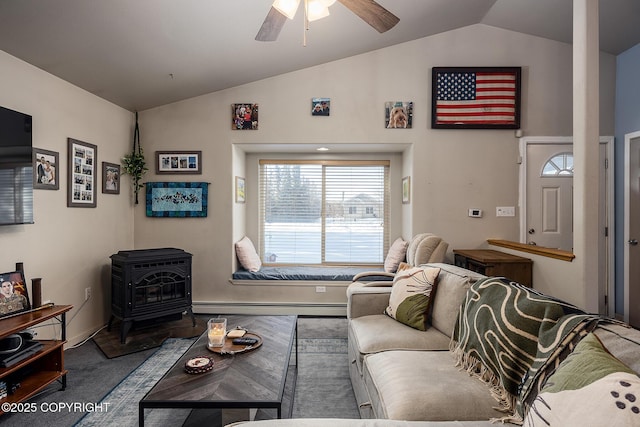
<box><xmin>207</xmin><ymin>318</ymin><xmax>227</xmax><ymax>348</ymax></box>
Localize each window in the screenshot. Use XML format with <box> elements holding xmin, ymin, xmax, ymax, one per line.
<box><xmin>259</xmin><ymin>160</ymin><xmax>389</xmax><ymax>265</ymax></box>
<box><xmin>542</xmin><ymin>152</ymin><xmax>574</xmax><ymax>176</ymax></box>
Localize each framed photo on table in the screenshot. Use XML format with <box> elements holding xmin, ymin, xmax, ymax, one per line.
<box><xmin>67</xmin><ymin>138</ymin><xmax>97</xmax><ymax>207</ymax></box>
<box><xmin>156</xmin><ymin>151</ymin><xmax>202</xmax><ymax>174</ymax></box>
<box><xmin>0</xmin><ymin>270</ymin><xmax>30</xmax><ymax>319</ymax></box>
<box><xmin>431</xmin><ymin>67</ymin><xmax>521</xmax><ymax>129</ymax></box>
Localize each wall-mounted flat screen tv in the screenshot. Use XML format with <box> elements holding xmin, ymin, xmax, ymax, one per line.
<box><xmin>0</xmin><ymin>106</ymin><xmax>33</xmax><ymax>226</ymax></box>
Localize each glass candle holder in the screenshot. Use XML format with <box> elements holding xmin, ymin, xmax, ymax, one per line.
<box><xmin>207</xmin><ymin>318</ymin><xmax>227</xmax><ymax>348</ymax></box>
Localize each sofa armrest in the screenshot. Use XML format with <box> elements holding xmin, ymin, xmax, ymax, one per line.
<box><xmin>352</xmin><ymin>271</ymin><xmax>395</xmax><ymax>281</ymax></box>
<box><xmin>347</xmin><ymin>281</ymin><xmax>392</xmax><ymax>319</ymax></box>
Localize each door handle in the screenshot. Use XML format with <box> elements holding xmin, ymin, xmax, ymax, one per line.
<box><xmin>629</xmin><ymin>239</ymin><xmax>639</xmax><ymax>246</ymax></box>
<box><xmin>528</xmin><ymin>228</ymin><xmax>535</xmax><ymax>234</ymax></box>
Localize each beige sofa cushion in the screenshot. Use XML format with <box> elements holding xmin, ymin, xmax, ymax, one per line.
<box><xmin>350</xmin><ymin>315</ymin><xmax>451</xmax><ymax>355</ymax></box>
<box><xmin>348</xmin><ymin>314</ymin><xmax>450</xmax><ymax>380</ymax></box>
<box><xmin>363</xmin><ymin>350</ymin><xmax>505</xmax><ymax>421</ymax></box>
<box><xmin>427</xmin><ymin>263</ymin><xmax>486</xmax><ymax>337</ymax></box>
<box><xmin>406</xmin><ymin>233</ymin><xmax>446</xmax><ymax>265</ymax></box>
<box><xmin>349</xmin><ymin>315</ymin><xmax>450</xmax><ymax>378</ymax></box>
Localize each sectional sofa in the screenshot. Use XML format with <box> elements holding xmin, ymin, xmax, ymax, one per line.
<box><xmin>232</xmin><ymin>262</ymin><xmax>640</xmax><ymax>426</ymax></box>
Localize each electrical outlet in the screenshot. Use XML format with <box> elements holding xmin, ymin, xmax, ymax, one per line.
<box><xmin>315</xmin><ymin>286</ymin><xmax>326</xmax><ymax>293</ymax></box>
<box><xmin>84</xmin><ymin>287</ymin><xmax>91</xmax><ymax>301</ymax></box>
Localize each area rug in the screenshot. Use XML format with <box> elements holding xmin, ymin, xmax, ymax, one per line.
<box><xmin>75</xmin><ymin>337</ymin><xmax>195</xmax><ymax>426</ymax></box>
<box><xmin>76</xmin><ymin>318</ymin><xmax>358</xmax><ymax>426</ymax></box>
<box><xmin>93</xmin><ymin>315</ymin><xmax>207</xmax><ymax>358</ymax></box>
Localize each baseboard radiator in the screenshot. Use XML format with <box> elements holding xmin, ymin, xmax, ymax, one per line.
<box><xmin>193</xmin><ymin>301</ymin><xmax>347</xmax><ymax>317</ymax></box>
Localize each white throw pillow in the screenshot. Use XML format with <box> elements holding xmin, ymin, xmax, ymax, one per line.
<box><xmin>235</xmin><ymin>236</ymin><xmax>262</xmax><ymax>272</ymax></box>
<box><xmin>384</xmin><ymin>237</ymin><xmax>408</xmax><ymax>272</ymax></box>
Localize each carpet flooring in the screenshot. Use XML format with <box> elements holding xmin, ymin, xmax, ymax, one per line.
<box><xmin>0</xmin><ymin>316</ymin><xmax>357</xmax><ymax>427</ymax></box>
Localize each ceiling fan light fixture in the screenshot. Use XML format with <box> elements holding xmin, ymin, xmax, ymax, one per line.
<box><xmin>307</xmin><ymin>0</ymin><xmax>330</xmax><ymax>21</ymax></box>
<box><xmin>273</xmin><ymin>0</ymin><xmax>300</xmax><ymax>20</ymax></box>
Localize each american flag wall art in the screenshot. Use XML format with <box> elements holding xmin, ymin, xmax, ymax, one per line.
<box><xmin>431</xmin><ymin>67</ymin><xmax>521</xmax><ymax>129</ymax></box>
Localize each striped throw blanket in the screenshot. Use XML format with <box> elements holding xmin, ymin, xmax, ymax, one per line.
<box><xmin>451</xmin><ymin>277</ymin><xmax>601</xmax><ymax>423</ymax></box>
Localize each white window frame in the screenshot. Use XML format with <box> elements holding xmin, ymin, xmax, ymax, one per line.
<box><xmin>259</xmin><ymin>159</ymin><xmax>390</xmax><ymax>266</ymax></box>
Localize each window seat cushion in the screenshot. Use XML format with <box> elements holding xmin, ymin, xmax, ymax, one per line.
<box><xmin>232</xmin><ymin>266</ymin><xmax>392</xmax><ymax>282</ymax></box>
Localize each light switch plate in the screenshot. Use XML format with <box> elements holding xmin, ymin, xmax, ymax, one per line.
<box><xmin>496</xmin><ymin>206</ymin><xmax>516</xmax><ymax>217</ymax></box>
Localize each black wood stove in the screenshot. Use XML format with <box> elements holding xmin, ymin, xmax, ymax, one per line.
<box><xmin>108</xmin><ymin>248</ymin><xmax>195</xmax><ymax>343</ymax></box>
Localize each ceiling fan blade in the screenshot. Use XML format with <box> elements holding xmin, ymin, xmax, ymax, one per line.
<box><xmin>338</xmin><ymin>0</ymin><xmax>399</xmax><ymax>33</ymax></box>
<box><xmin>255</xmin><ymin>6</ymin><xmax>288</xmax><ymax>41</ymax></box>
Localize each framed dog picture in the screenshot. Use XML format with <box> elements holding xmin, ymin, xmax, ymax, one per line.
<box><xmin>385</xmin><ymin>101</ymin><xmax>413</xmax><ymax>129</ymax></box>
<box><xmin>0</xmin><ymin>270</ymin><xmax>30</xmax><ymax>318</ymax></box>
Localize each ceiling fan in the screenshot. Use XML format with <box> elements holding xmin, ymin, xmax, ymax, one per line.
<box><xmin>255</xmin><ymin>0</ymin><xmax>400</xmax><ymax>42</ymax></box>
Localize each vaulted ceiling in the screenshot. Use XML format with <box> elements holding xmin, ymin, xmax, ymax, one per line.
<box><xmin>0</xmin><ymin>0</ymin><xmax>638</xmax><ymax>111</ymax></box>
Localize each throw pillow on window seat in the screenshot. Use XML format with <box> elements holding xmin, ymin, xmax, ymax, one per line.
<box><xmin>385</xmin><ymin>265</ymin><xmax>440</xmax><ymax>331</ymax></box>
<box><xmin>383</xmin><ymin>237</ymin><xmax>409</xmax><ymax>273</ymax></box>
<box><xmin>235</xmin><ymin>236</ymin><xmax>262</xmax><ymax>272</ymax></box>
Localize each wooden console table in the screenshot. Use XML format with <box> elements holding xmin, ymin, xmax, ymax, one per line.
<box><xmin>0</xmin><ymin>304</ymin><xmax>72</xmax><ymax>414</ymax></box>
<box><xmin>453</xmin><ymin>249</ymin><xmax>533</xmax><ymax>287</ymax></box>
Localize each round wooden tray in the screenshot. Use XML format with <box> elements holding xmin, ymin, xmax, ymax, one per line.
<box><xmin>207</xmin><ymin>332</ymin><xmax>263</xmax><ymax>355</ymax></box>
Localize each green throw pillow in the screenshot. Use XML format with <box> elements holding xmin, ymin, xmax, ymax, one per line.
<box><xmin>524</xmin><ymin>332</ymin><xmax>640</xmax><ymax>426</ymax></box>
<box><xmin>385</xmin><ymin>266</ymin><xmax>440</xmax><ymax>331</ymax></box>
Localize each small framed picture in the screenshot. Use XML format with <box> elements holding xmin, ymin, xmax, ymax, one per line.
<box><xmin>402</xmin><ymin>176</ymin><xmax>411</xmax><ymax>204</ymax></box>
<box><xmin>385</xmin><ymin>101</ymin><xmax>413</xmax><ymax>129</ymax></box>
<box><xmin>33</xmin><ymin>148</ymin><xmax>59</xmax><ymax>190</ymax></box>
<box><xmin>156</xmin><ymin>151</ymin><xmax>202</xmax><ymax>174</ymax></box>
<box><xmin>235</xmin><ymin>176</ymin><xmax>246</xmax><ymax>203</ymax></box>
<box><xmin>0</xmin><ymin>270</ymin><xmax>30</xmax><ymax>318</ymax></box>
<box><xmin>232</xmin><ymin>103</ymin><xmax>258</xmax><ymax>130</ymax></box>
<box><xmin>311</xmin><ymin>98</ymin><xmax>330</xmax><ymax>116</ymax></box>
<box><xmin>68</xmin><ymin>138</ymin><xmax>97</xmax><ymax>208</ymax></box>
<box><xmin>102</xmin><ymin>162</ymin><xmax>121</xmax><ymax>194</ymax></box>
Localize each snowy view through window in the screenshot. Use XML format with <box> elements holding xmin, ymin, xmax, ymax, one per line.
<box><xmin>261</xmin><ymin>162</ymin><xmax>387</xmax><ymax>264</ymax></box>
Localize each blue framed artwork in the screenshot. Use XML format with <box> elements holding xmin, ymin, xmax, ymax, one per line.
<box><xmin>146</xmin><ymin>182</ymin><xmax>209</xmax><ymax>217</ymax></box>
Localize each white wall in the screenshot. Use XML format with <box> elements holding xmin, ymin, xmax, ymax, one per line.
<box><xmin>0</xmin><ymin>51</ymin><xmax>134</xmax><ymax>345</ymax></box>
<box><xmin>136</xmin><ymin>24</ymin><xmax>615</xmax><ymax>312</ymax></box>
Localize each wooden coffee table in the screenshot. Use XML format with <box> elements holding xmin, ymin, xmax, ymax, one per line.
<box><xmin>139</xmin><ymin>314</ymin><xmax>297</xmax><ymax>426</ymax></box>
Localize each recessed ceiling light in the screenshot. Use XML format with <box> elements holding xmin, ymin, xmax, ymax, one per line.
<box><xmin>316</xmin><ymin>147</ymin><xmax>330</xmax><ymax>151</ymax></box>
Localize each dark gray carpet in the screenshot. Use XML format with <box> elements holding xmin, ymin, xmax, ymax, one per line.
<box><xmin>0</xmin><ymin>316</ymin><xmax>357</xmax><ymax>426</ymax></box>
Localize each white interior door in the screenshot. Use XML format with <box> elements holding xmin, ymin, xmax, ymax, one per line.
<box><xmin>521</xmin><ymin>136</ymin><xmax>613</xmax><ymax>316</ymax></box>
<box><xmin>624</xmin><ymin>132</ymin><xmax>640</xmax><ymax>328</ymax></box>
<box><xmin>526</xmin><ymin>142</ymin><xmax>574</xmax><ymax>251</ymax></box>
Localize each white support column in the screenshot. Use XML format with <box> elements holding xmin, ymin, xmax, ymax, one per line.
<box><xmin>573</xmin><ymin>0</ymin><xmax>601</xmax><ymax>313</ymax></box>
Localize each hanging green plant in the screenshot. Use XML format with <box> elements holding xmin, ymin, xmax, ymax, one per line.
<box><xmin>122</xmin><ymin>112</ymin><xmax>147</xmax><ymax>204</ymax></box>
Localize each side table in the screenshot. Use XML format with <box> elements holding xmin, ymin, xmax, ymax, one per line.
<box><xmin>453</xmin><ymin>249</ymin><xmax>533</xmax><ymax>287</ymax></box>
